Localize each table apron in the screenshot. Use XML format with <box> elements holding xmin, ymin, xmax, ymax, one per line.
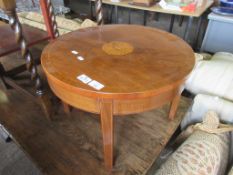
<box><xmin>48</xmin><ymin>79</ymin><xmax>180</xmax><ymax>115</ymax></box>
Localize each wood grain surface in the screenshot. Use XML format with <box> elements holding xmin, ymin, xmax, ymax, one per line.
<box><xmin>41</xmin><ymin>25</ymin><xmax>194</xmax><ymax>100</ymax></box>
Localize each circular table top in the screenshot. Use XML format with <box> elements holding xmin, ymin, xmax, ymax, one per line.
<box><xmin>41</xmin><ymin>25</ymin><xmax>195</xmax><ymax>99</ymax></box>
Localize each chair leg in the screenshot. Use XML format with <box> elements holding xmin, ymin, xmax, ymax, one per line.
<box><xmin>39</xmin><ymin>94</ymin><xmax>53</xmax><ymax>120</ymax></box>
<box><xmin>6</xmin><ymin>9</ymin><xmax>53</xmax><ymax>119</ymax></box>
<box><xmin>0</xmin><ymin>63</ymin><xmax>10</xmax><ymax>90</ymax></box>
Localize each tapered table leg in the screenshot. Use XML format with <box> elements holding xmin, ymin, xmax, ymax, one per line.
<box><xmin>100</xmin><ymin>99</ymin><xmax>113</xmax><ymax>171</ymax></box>
<box><xmin>62</xmin><ymin>101</ymin><xmax>71</xmax><ymax>115</ymax></box>
<box><xmin>169</xmin><ymin>15</ymin><xmax>175</xmax><ymax>33</ymax></box>
<box><xmin>184</xmin><ymin>16</ymin><xmax>193</xmax><ymax>42</ymax></box>
<box><xmin>168</xmin><ymin>91</ymin><xmax>181</xmax><ymax>120</ymax></box>
<box><xmin>115</xmin><ymin>6</ymin><xmax>118</xmax><ymax>24</ymax></box>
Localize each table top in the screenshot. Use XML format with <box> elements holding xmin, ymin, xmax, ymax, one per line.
<box><xmin>41</xmin><ymin>25</ymin><xmax>194</xmax><ymax>99</ymax></box>
<box><xmin>92</xmin><ymin>0</ymin><xmax>214</xmax><ymax>17</ymax></box>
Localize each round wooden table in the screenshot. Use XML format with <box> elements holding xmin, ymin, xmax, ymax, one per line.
<box><xmin>41</xmin><ymin>25</ymin><xmax>195</xmax><ymax>171</ymax></box>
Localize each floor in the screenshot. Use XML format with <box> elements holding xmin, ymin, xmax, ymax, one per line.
<box><xmin>0</xmin><ymin>137</ymin><xmax>41</xmax><ymax>175</ymax></box>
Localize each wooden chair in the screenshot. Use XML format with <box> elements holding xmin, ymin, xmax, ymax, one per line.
<box><xmin>0</xmin><ymin>0</ymin><xmax>58</xmax><ymax>119</ymax></box>
<box><xmin>0</xmin><ymin>0</ymin><xmax>103</xmax><ymax>118</ymax></box>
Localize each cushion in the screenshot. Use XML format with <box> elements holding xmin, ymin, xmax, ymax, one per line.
<box><xmin>155</xmin><ymin>131</ymin><xmax>230</xmax><ymax>175</ymax></box>
<box><xmin>180</xmin><ymin>94</ymin><xmax>233</xmax><ymax>166</ymax></box>
<box><xmin>185</xmin><ymin>52</ymin><xmax>233</xmax><ymax>101</ymax></box>
<box><xmin>212</xmin><ymin>52</ymin><xmax>233</xmax><ymax>62</ymax></box>
<box><xmin>181</xmin><ymin>94</ymin><xmax>233</xmax><ymax>129</ymax></box>
<box><xmin>80</xmin><ymin>19</ymin><xmax>97</xmax><ymax>28</ymax></box>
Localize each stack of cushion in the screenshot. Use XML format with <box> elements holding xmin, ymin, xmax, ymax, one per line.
<box><xmin>154</xmin><ymin>52</ymin><xmax>233</xmax><ymax>175</ymax></box>
<box><xmin>185</xmin><ymin>52</ymin><xmax>233</xmax><ymax>101</ymax></box>
<box><xmin>182</xmin><ymin>52</ymin><xmax>233</xmax><ymax>129</ymax></box>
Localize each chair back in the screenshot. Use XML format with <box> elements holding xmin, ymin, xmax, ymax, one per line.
<box><xmin>40</xmin><ymin>0</ymin><xmax>59</xmax><ymax>39</ymax></box>
<box><xmin>0</xmin><ymin>0</ymin><xmax>16</xmax><ymax>16</ymax></box>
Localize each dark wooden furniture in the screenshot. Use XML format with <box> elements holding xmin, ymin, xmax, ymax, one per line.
<box><xmin>0</xmin><ymin>0</ymin><xmax>58</xmax><ymax>118</ymax></box>
<box><xmin>41</xmin><ymin>24</ymin><xmax>195</xmax><ymax>171</ymax></box>
<box><xmin>90</xmin><ymin>0</ymin><xmax>214</xmax><ymax>47</ymax></box>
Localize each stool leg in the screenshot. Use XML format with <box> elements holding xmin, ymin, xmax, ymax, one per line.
<box><xmin>100</xmin><ymin>99</ymin><xmax>113</xmax><ymax>171</ymax></box>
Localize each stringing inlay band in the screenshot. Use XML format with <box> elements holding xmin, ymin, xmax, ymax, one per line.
<box><xmin>102</xmin><ymin>41</ymin><xmax>134</xmax><ymax>56</ymax></box>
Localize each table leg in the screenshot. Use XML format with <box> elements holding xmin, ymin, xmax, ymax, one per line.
<box><xmin>184</xmin><ymin>16</ymin><xmax>193</xmax><ymax>42</ymax></box>
<box><xmin>128</xmin><ymin>8</ymin><xmax>131</xmax><ymax>24</ymax></box>
<box><xmin>62</xmin><ymin>101</ymin><xmax>71</xmax><ymax>115</ymax></box>
<box><xmin>168</xmin><ymin>91</ymin><xmax>181</xmax><ymax>120</ymax></box>
<box><xmin>115</xmin><ymin>6</ymin><xmax>118</xmax><ymax>24</ymax></box>
<box><xmin>100</xmin><ymin>100</ymin><xmax>114</xmax><ymax>170</ymax></box>
<box><xmin>143</xmin><ymin>10</ymin><xmax>147</xmax><ymax>26</ymax></box>
<box><xmin>193</xmin><ymin>16</ymin><xmax>203</xmax><ymax>50</ymax></box>
<box><xmin>109</xmin><ymin>5</ymin><xmax>114</xmax><ymax>23</ymax></box>
<box><xmin>179</xmin><ymin>16</ymin><xmax>184</xmax><ymax>27</ymax></box>
<box><xmin>89</xmin><ymin>0</ymin><xmax>94</xmax><ymax>20</ymax></box>
<box><xmin>169</xmin><ymin>15</ymin><xmax>175</xmax><ymax>33</ymax></box>
<box><xmin>154</xmin><ymin>12</ymin><xmax>160</xmax><ymax>21</ymax></box>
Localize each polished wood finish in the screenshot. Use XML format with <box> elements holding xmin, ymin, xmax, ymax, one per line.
<box><xmin>100</xmin><ymin>99</ymin><xmax>114</xmax><ymax>170</ymax></box>
<box><xmin>41</xmin><ymin>24</ymin><xmax>195</xmax><ymax>170</ymax></box>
